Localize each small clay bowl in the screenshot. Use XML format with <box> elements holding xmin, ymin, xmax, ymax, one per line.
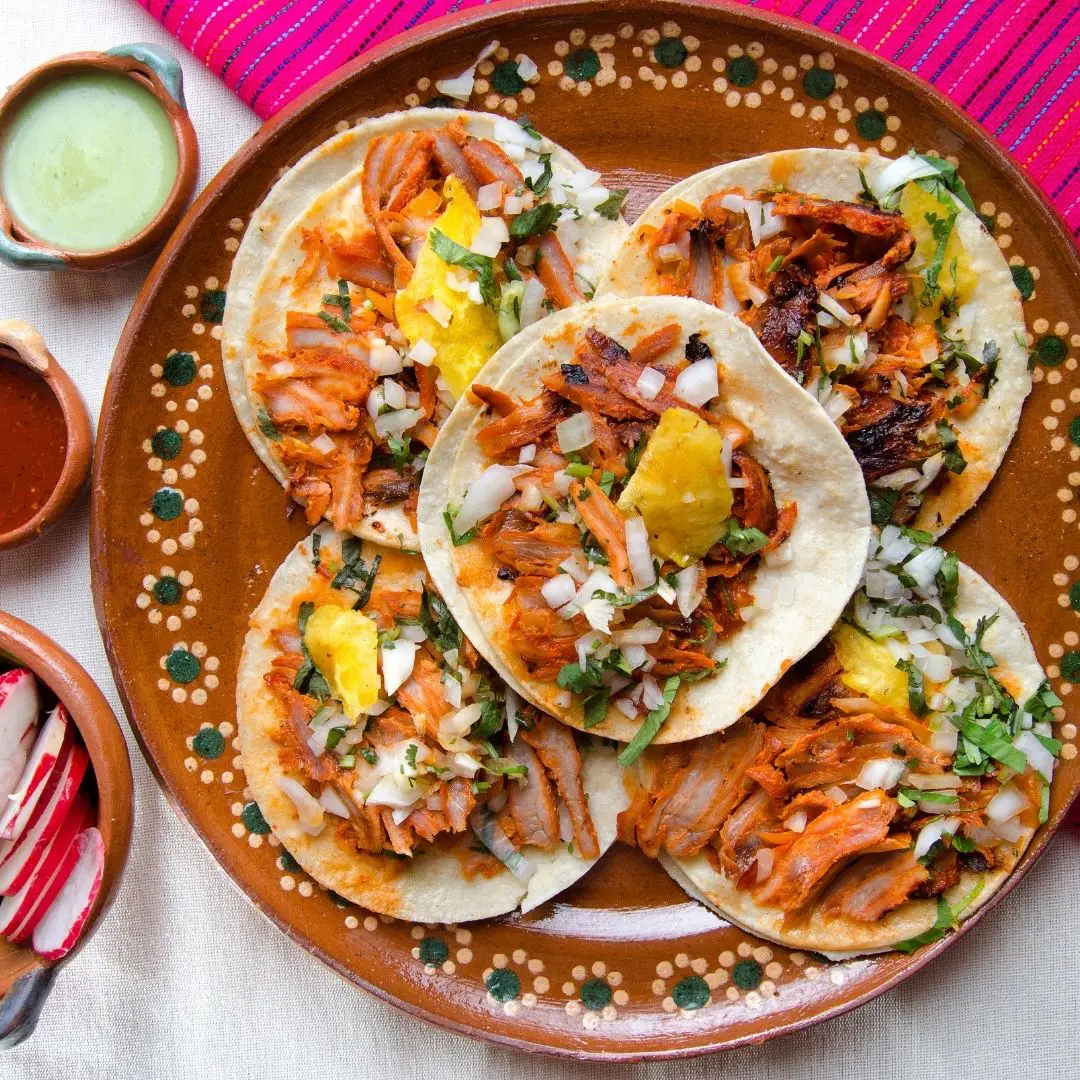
<box><xmin>0</xmin><ymin>322</ymin><xmax>92</xmax><ymax>552</ymax></box>
<box><xmin>0</xmin><ymin>44</ymin><xmax>198</xmax><ymax>271</ymax></box>
<box><xmin>0</xmin><ymin>611</ymin><xmax>133</xmax><ymax>1047</ymax></box>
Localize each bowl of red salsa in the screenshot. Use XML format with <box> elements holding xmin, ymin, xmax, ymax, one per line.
<box><xmin>0</xmin><ymin>320</ymin><xmax>91</xmax><ymax>551</ymax></box>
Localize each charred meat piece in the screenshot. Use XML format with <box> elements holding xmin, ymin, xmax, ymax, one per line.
<box><xmin>843</xmin><ymin>397</ymin><xmax>932</xmax><ymax>482</ymax></box>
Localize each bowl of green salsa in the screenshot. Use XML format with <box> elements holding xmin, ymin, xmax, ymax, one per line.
<box><xmin>0</xmin><ymin>44</ymin><xmax>197</xmax><ymax>270</ymax></box>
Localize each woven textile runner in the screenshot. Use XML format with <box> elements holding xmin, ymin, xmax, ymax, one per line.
<box><xmin>138</xmin><ymin>0</ymin><xmax>1080</xmax><ymax>240</ymax></box>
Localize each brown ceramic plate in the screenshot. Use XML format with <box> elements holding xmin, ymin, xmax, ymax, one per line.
<box><xmin>91</xmin><ymin>0</ymin><xmax>1080</xmax><ymax>1058</ymax></box>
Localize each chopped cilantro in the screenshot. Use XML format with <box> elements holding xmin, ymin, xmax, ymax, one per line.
<box><xmin>921</xmin><ymin>205</ymin><xmax>959</xmax><ymax>306</ymax></box>
<box><xmin>256</xmin><ymin>408</ymin><xmax>282</xmax><ymax>442</ymax></box>
<box><xmin>516</xmin><ymin>114</ymin><xmax>542</xmax><ymax>139</ymax></box>
<box><xmin>598</xmin><ymin>470</ymin><xmax>615</xmax><ymax>496</ymax></box>
<box><xmin>895</xmin><ymin>658</ymin><xmax>929</xmax><ymax>716</ymax></box>
<box><xmin>720</xmin><ymin>519</ymin><xmax>769</xmax><ymax>556</ymax></box>
<box><xmin>619</xmin><ymin>676</ymin><xmax>680</xmax><ymax>766</ymax></box>
<box><xmin>419</xmin><ymin>586</ymin><xmax>462</xmax><ymax>655</ymax></box>
<box><xmin>317</xmin><ymin>310</ymin><xmax>352</xmax><ymax>334</ymax></box>
<box><xmin>625</xmin><ymin>432</ymin><xmax>648</xmax><ymax>478</ymax></box>
<box><xmin>766</xmin><ymin>254</ymin><xmax>785</xmax><ymax>273</ymax></box>
<box><xmin>311</xmin><ymin>530</ymin><xmax>322</xmax><ymax>568</ymax></box>
<box><xmin>429</xmin><ymin>228</ymin><xmax>497</xmax><ymax>307</ymax></box>
<box><xmin>359</xmin><ymin>747</ymin><xmax>377</xmax><ymax>766</ymax></box>
<box><xmin>869</xmin><ymin>488</ymin><xmax>899</xmax><ymax>527</ymax></box>
<box><xmin>936</xmin><ymin>420</ymin><xmax>967</xmax><ymax>474</ymax></box>
<box><xmin>936</xmin><ymin>550</ymin><xmax>959</xmax><ymax>612</ymax></box>
<box><xmin>443</xmin><ymin>506</ymin><xmax>478</xmax><ymax>547</ymax></box>
<box><xmin>582</xmin><ymin>687</ymin><xmax>610</xmax><ymax>728</ymax></box>
<box><xmin>509</xmin><ymin>202</ymin><xmax>563</xmax><ymax>240</ymax></box>
<box><xmin>525</xmin><ymin>153</ymin><xmax>553</xmax><ymax>196</ymax></box>
<box><xmin>895</xmin><ymin>881</ymin><xmax>984</xmax><ymax>952</ymax></box>
<box><xmin>594</xmin><ymin>188</ymin><xmax>629</xmax><ymax>220</ymax></box>
<box><xmin>857</xmin><ymin>167</ymin><xmax>879</xmax><ymax>207</ymax></box>
<box><xmin>331</xmin><ymin>539</ymin><xmax>381</xmax><ymax>609</ymax></box>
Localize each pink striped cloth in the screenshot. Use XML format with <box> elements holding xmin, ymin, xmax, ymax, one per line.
<box><xmin>139</xmin><ymin>0</ymin><xmax>1080</xmax><ymax>241</ymax></box>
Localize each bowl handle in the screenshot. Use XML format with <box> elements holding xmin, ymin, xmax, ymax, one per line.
<box><xmin>106</xmin><ymin>43</ymin><xmax>187</xmax><ymax>109</ymax></box>
<box><xmin>0</xmin><ymin>967</ymin><xmax>56</xmax><ymax>1049</ymax></box>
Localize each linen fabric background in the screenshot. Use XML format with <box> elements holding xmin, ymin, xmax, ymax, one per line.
<box><xmin>0</xmin><ymin>2</ymin><xmax>1077</xmax><ymax>1078</ymax></box>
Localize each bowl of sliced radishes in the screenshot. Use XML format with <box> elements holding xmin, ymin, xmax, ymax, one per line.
<box><xmin>0</xmin><ymin>612</ymin><xmax>132</xmax><ymax>1048</ymax></box>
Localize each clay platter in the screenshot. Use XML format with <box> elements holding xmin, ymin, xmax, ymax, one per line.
<box><xmin>91</xmin><ymin>0</ymin><xmax>1080</xmax><ymax>1059</ymax></box>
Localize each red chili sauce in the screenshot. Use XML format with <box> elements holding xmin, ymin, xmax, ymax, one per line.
<box><xmin>0</xmin><ymin>355</ymin><xmax>68</xmax><ymax>534</ymax></box>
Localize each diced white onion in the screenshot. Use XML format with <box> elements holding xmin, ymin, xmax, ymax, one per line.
<box><xmin>503</xmin><ymin>194</ymin><xmax>524</xmax><ymax>216</ymax></box>
<box><xmin>582</xmin><ymin>597</ymin><xmax>615</xmax><ymax>634</ymax></box>
<box><xmin>554</xmin><ymin>691</ymin><xmax>571</xmax><ymax>708</ymax></box>
<box><xmin>407</xmin><ymin>338</ymin><xmax>436</xmax><ymax>367</ymax></box>
<box><xmin>366</xmin><ymin>774</ymin><xmax>423</xmax><ymax>810</ymax></box>
<box><xmin>825</xmin><ymin>785</ymin><xmax>849</xmax><ymax>804</ymax></box>
<box><xmin>754</xmin><ymin>847</ymin><xmax>774</xmax><ymax>882</ymax></box>
<box><xmin>614</xmin><ymin>619</ymin><xmax>663</xmax><ymax>646</ymax></box>
<box><xmin>614</xmin><ymin>697</ymin><xmax>639</xmax><ymax>720</ymax></box>
<box><xmin>518</xmin><ymin>443</ymin><xmax>537</xmax><ymax>464</ymax></box>
<box><xmin>657</xmin><ymin>242</ymin><xmax>684</xmax><ymax>264</ymax></box>
<box><xmin>374</xmin><ymin>408</ymin><xmax>424</xmax><ymax>440</ymax></box>
<box><xmin>319</xmin><ymin>786</ymin><xmax>352</xmax><ymax>818</ymax></box>
<box><xmin>382</xmin><ymin>379</ymin><xmax>407</xmax><ymax>410</ymax></box>
<box><xmin>783</xmin><ymin>810</ymin><xmax>807</xmax><ymax>834</ymax></box>
<box><xmin>277</xmin><ymin>777</ymin><xmax>325</xmax><ymax>834</ymax></box>
<box><xmin>817</xmin><ymin>292</ymin><xmax>857</xmax><ymax>326</ymax></box>
<box><xmin>369</xmin><ymin>341</ymin><xmax>405</xmax><ymax>376</ymax></box>
<box><xmin>916</xmin><ymin>652</ymin><xmax>952</xmax><ymax>684</ymax></box>
<box><xmin>556</xmin><ymin>412</ymin><xmax>595</xmax><ymax>453</ymax></box>
<box><xmin>720</xmin><ymin>193</ymin><xmax>747</xmax><ymax>214</ymax></box>
<box><xmin>542</xmin><ymin>574</ymin><xmax>578</xmax><ymax>609</ymax></box>
<box><xmin>381</xmin><ymin>641</ymin><xmax>418</xmax><ymax>697</ymax></box>
<box><xmin>471</xmin><ymin>215</ymin><xmax>511</xmax><ymax>257</ymax></box>
<box><xmin>991</xmin><ymin>817</ymin><xmax>1025</xmax><ymax>842</ymax></box>
<box><xmin>824</xmin><ymin>391</ymin><xmax>853</xmax><ymax>422</ymax></box>
<box><xmin>636</xmin><ymin>366</ymin><xmax>665</xmax><ymax>400</ymax></box>
<box><xmin>674</xmin><ymin>359</ymin><xmax>719</xmax><ymax>407</ymax></box>
<box><xmin>476</xmin><ymin>181</ymin><xmax>504</xmax><ymax>211</ymax></box>
<box><xmin>905</xmin><ymin>546</ymin><xmax>945</xmax><ymax>592</ymax></box>
<box><xmin>855</xmin><ymin>758</ymin><xmax>906</xmax><ymax>791</ymax></box>
<box><xmin>420</xmin><ymin>297</ymin><xmax>453</xmax><ymax>328</ymax></box>
<box><xmin>454</xmin><ymin>464</ymin><xmax>530</xmax><ymax>533</ymax></box>
<box><xmin>870</xmin><ymin>153</ymin><xmax>941</xmax><ymax>202</ymax></box>
<box><xmin>675</xmin><ymin>565</ymin><xmax>704</xmax><ymax>618</ymax></box>
<box><xmin>1014</xmin><ymin>731</ymin><xmax>1054</xmax><ymax>781</ymax></box>
<box><xmin>914</xmin><ymin>816</ymin><xmax>959</xmax><ymax>859</ymax></box>
<box><xmin>930</xmin><ymin>721</ymin><xmax>959</xmax><ymax>754</ymax></box>
<box><xmin>519</xmin><ymin>482</ymin><xmax>543</xmax><ymax>512</ymax></box>
<box><xmin>656</xmin><ymin>578</ymin><xmax>677</xmax><ymax>604</ymax></box>
<box><xmin>875</xmin><ymin>468</ymin><xmax>923</xmax><ymax>491</ymax></box>
<box><xmin>987</xmin><ymin>784</ymin><xmax>1028</xmax><ymax>823</ymax></box>
<box><xmin>624</xmin><ymin>516</ymin><xmax>656</xmax><ymax>590</ymax></box>
<box><xmin>398</xmin><ymin>624</ymin><xmax>427</xmax><ymax>644</ymax></box>
<box><xmin>558</xmin><ymin>556</ymin><xmax>588</xmax><ymax>584</ymax></box>
<box><xmin>641</xmin><ymin>676</ymin><xmax>664</xmax><ymax>711</ymax></box>
<box><xmin>516</xmin><ymin>54</ymin><xmax>538</xmax><ymax>81</ymax></box>
<box><xmin>310</xmin><ymin>432</ymin><xmax>336</xmax><ymax>455</ymax></box>
<box><xmin>574</xmin><ymin>186</ymin><xmax>611</xmax><ymax>215</ymax></box>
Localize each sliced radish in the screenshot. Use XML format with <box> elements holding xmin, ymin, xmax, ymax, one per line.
<box><xmin>0</xmin><ymin>669</ymin><xmax>39</xmax><ymax>795</ymax></box>
<box><xmin>0</xmin><ymin>726</ymin><xmax>36</xmax><ymax>807</ymax></box>
<box><xmin>0</xmin><ymin>705</ymin><xmax>69</xmax><ymax>841</ymax></box>
<box><xmin>7</xmin><ymin>796</ymin><xmax>93</xmax><ymax>943</ymax></box>
<box><xmin>0</xmin><ymin>794</ymin><xmax>90</xmax><ymax>938</ymax></box>
<box><xmin>33</xmin><ymin>827</ymin><xmax>105</xmax><ymax>960</ymax></box>
<box><xmin>0</xmin><ymin>738</ymin><xmax>86</xmax><ymax>893</ymax></box>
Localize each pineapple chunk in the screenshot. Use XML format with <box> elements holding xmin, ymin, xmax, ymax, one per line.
<box><xmin>617</xmin><ymin>407</ymin><xmax>732</xmax><ymax>567</ymax></box>
<box><xmin>831</xmin><ymin>622</ymin><xmax>910</xmax><ymax>714</ymax></box>
<box><xmin>395</xmin><ymin>175</ymin><xmax>502</xmax><ymax>399</ymax></box>
<box><xmin>899</xmin><ymin>182</ymin><xmax>976</xmax><ymax>319</ymax></box>
<box><xmin>303</xmin><ymin>605</ymin><xmax>380</xmax><ymax>720</ymax></box>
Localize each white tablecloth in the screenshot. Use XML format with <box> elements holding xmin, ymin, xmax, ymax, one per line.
<box><xmin>1</xmin><ymin>2</ymin><xmax>1077</xmax><ymax>1077</ymax></box>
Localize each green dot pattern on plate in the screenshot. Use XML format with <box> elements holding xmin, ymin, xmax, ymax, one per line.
<box><xmin>1069</xmin><ymin>416</ymin><xmax>1080</xmax><ymax>446</ymax></box>
<box><xmin>279</xmin><ymin>850</ymin><xmax>301</xmax><ymax>873</ymax></box>
<box><xmin>856</xmin><ymin>109</ymin><xmax>887</xmax><ymax>141</ymax></box>
<box><xmin>151</xmin><ymin>487</ymin><xmax>183</xmax><ymax>521</ymax></box>
<box><xmin>418</xmin><ymin>937</ymin><xmax>449</xmax><ymax>966</ymax></box>
<box><xmin>242</xmin><ymin>801</ymin><xmax>270</xmax><ymax>834</ymax></box>
<box><xmin>566</xmin><ymin>47</ymin><xmax>600</xmax><ymax>82</ymax></box>
<box><xmin>802</xmin><ymin>67</ymin><xmax>836</xmax><ymax>99</ymax></box>
<box><xmin>579</xmin><ymin>978</ymin><xmax>613</xmax><ymax>1010</ymax></box>
<box><xmin>166</xmin><ymin>648</ymin><xmax>200</xmax><ymax>684</ymax></box>
<box><xmin>200</xmin><ymin>289</ymin><xmax>226</xmax><ymax>324</ymax></box>
<box><xmin>1010</xmin><ymin>265</ymin><xmax>1035</xmax><ymax>300</ymax></box>
<box><xmin>1060</xmin><ymin>651</ymin><xmax>1080</xmax><ymax>682</ymax></box>
<box><xmin>726</xmin><ymin>56</ymin><xmax>757</xmax><ymax>87</ymax></box>
<box><xmin>1069</xmin><ymin>582</ymin><xmax>1080</xmax><ymax>611</ymax></box>
<box><xmin>485</xmin><ymin>968</ymin><xmax>520</xmax><ymax>1002</ymax></box>
<box><xmin>150</xmin><ymin>427</ymin><xmax>183</xmax><ymax>460</ymax></box>
<box><xmin>1035</xmin><ymin>335</ymin><xmax>1067</xmax><ymax>367</ymax></box>
<box><xmin>424</xmin><ymin>95</ymin><xmax>453</xmax><ymax>108</ymax></box>
<box><xmin>654</xmin><ymin>36</ymin><xmax>688</xmax><ymax>68</ymax></box>
<box><xmin>491</xmin><ymin>60</ymin><xmax>526</xmax><ymax>95</ymax></box>
<box><xmin>671</xmin><ymin>975</ymin><xmax>710</xmax><ymax>1010</ymax></box>
<box><xmin>327</xmin><ymin>890</ymin><xmax>352</xmax><ymax>908</ymax></box>
<box><xmin>732</xmin><ymin>958</ymin><xmax>764</xmax><ymax>990</ymax></box>
<box><xmin>163</xmin><ymin>351</ymin><xmax>196</xmax><ymax>386</ymax></box>
<box><xmin>192</xmin><ymin>727</ymin><xmax>224</xmax><ymax>759</ymax></box>
<box><xmin>152</xmin><ymin>575</ymin><xmax>181</xmax><ymax>604</ymax></box>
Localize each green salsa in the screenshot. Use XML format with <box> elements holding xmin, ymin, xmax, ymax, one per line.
<box><xmin>1</xmin><ymin>71</ymin><xmax>179</xmax><ymax>252</ymax></box>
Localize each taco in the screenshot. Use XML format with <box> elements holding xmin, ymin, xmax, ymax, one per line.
<box><xmin>418</xmin><ymin>296</ymin><xmax>871</xmax><ymax>760</ymax></box>
<box><xmin>224</xmin><ymin>109</ymin><xmax>628</xmax><ymax>549</ymax></box>
<box><xmin>598</xmin><ymin>149</ymin><xmax>1030</xmax><ymax>537</ymax></box>
<box><xmin>236</xmin><ymin>526</ymin><xmax>627</xmax><ymax>922</ymax></box>
<box><xmin>620</xmin><ymin>526</ymin><xmax>1060</xmax><ymax>955</ymax></box>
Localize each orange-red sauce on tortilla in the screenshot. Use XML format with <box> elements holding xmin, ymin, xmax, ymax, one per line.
<box><xmin>0</xmin><ymin>356</ymin><xmax>67</xmax><ymax>534</ymax></box>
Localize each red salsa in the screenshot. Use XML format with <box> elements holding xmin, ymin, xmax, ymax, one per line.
<box><xmin>0</xmin><ymin>355</ymin><xmax>68</xmax><ymax>534</ymax></box>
